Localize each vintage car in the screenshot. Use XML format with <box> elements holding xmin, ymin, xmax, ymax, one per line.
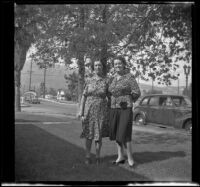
<box><xmin>23</xmin><ymin>91</ymin><xmax>40</xmax><ymax>104</ymax></box>
<box><xmin>133</xmin><ymin>94</ymin><xmax>192</xmax><ymax>132</ymax></box>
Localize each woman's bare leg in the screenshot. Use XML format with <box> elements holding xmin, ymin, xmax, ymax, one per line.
<box><xmin>85</xmin><ymin>138</ymin><xmax>92</xmax><ymax>158</ymax></box>
<box><xmin>116</xmin><ymin>142</ymin><xmax>125</xmax><ymax>162</ymax></box>
<box><xmin>126</xmin><ymin>141</ymin><xmax>134</xmax><ymax>165</ymax></box>
<box><xmin>95</xmin><ymin>140</ymin><xmax>102</xmax><ymax>159</ymax></box>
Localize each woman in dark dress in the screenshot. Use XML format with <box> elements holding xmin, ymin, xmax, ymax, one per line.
<box><xmin>78</xmin><ymin>60</ymin><xmax>109</xmax><ymax>165</ymax></box>
<box><xmin>108</xmin><ymin>56</ymin><xmax>141</xmax><ymax>167</ymax></box>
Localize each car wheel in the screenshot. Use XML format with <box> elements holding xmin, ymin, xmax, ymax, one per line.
<box><xmin>135</xmin><ymin>114</ymin><xmax>146</xmax><ymax>126</ymax></box>
<box><xmin>184</xmin><ymin>119</ymin><xmax>192</xmax><ymax>133</ymax></box>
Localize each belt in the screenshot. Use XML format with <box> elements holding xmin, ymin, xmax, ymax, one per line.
<box><xmin>87</xmin><ymin>95</ymin><xmax>106</xmax><ymax>99</ymax></box>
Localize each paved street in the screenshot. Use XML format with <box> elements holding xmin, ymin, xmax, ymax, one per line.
<box><xmin>15</xmin><ymin>100</ymin><xmax>192</xmax><ymax>182</ymax></box>
<box><xmin>20</xmin><ymin>99</ymin><xmax>78</xmax><ymax>118</ymax></box>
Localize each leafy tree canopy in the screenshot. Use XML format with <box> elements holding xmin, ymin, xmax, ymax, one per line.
<box><xmin>28</xmin><ymin>4</ymin><xmax>192</xmax><ymax>87</ymax></box>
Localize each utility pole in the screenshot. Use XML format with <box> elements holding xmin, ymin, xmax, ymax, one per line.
<box><xmin>177</xmin><ymin>78</ymin><xmax>179</xmax><ymax>95</ymax></box>
<box><xmin>183</xmin><ymin>65</ymin><xmax>191</xmax><ymax>92</ymax></box>
<box><xmin>28</xmin><ymin>59</ymin><xmax>33</xmax><ymax>91</ymax></box>
<box><xmin>150</xmin><ymin>67</ymin><xmax>153</xmax><ymax>92</ymax></box>
<box><xmin>43</xmin><ymin>64</ymin><xmax>47</xmax><ymax>98</ymax></box>
<box><xmin>23</xmin><ymin>84</ymin><xmax>25</xmax><ymax>95</ymax></box>
<box><xmin>152</xmin><ymin>78</ymin><xmax>154</xmax><ymax>91</ymax></box>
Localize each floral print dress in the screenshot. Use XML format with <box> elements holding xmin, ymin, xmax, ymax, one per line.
<box><xmin>108</xmin><ymin>72</ymin><xmax>141</xmax><ymax>109</ymax></box>
<box><xmin>80</xmin><ymin>76</ymin><xmax>109</xmax><ymax>141</ymax></box>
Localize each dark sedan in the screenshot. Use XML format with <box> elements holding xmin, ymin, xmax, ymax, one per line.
<box><xmin>133</xmin><ymin>94</ymin><xmax>192</xmax><ymax>132</ymax></box>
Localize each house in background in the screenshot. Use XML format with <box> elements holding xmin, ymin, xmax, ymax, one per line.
<box><xmin>45</xmin><ymin>94</ymin><xmax>54</xmax><ymax>99</ymax></box>
<box><xmin>57</xmin><ymin>89</ymin><xmax>66</xmax><ymax>101</ymax></box>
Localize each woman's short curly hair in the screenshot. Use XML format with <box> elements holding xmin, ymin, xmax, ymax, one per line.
<box><xmin>113</xmin><ymin>56</ymin><xmax>127</xmax><ymax>67</ymax></box>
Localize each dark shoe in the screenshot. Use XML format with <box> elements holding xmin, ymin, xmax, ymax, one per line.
<box><xmin>128</xmin><ymin>162</ymin><xmax>137</xmax><ymax>169</ymax></box>
<box><xmin>112</xmin><ymin>159</ymin><xmax>125</xmax><ymax>165</ymax></box>
<box><xmin>85</xmin><ymin>157</ymin><xmax>91</xmax><ymax>165</ymax></box>
<box><xmin>96</xmin><ymin>158</ymin><xmax>100</xmax><ymax>165</ymax></box>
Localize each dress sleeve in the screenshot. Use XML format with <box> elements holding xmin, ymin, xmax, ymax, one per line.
<box><xmin>105</xmin><ymin>77</ymin><xmax>111</xmax><ymax>108</ymax></box>
<box><xmin>129</xmin><ymin>74</ymin><xmax>141</xmax><ymax>102</ymax></box>
<box><xmin>105</xmin><ymin>77</ymin><xmax>112</xmax><ymax>94</ymax></box>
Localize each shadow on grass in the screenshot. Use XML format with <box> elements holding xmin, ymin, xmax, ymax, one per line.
<box><xmin>133</xmin><ymin>131</ymin><xmax>191</xmax><ymax>144</ymax></box>
<box><xmin>103</xmin><ymin>150</ymin><xmax>186</xmax><ymax>166</ymax></box>
<box><xmin>15</xmin><ymin>113</ymin><xmax>75</xmax><ymax>123</ymax></box>
<box><xmin>15</xmin><ymin>124</ymin><xmax>150</xmax><ymax>182</ymax></box>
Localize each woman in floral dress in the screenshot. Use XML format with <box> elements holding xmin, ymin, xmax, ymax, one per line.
<box><xmin>78</xmin><ymin>60</ymin><xmax>109</xmax><ymax>165</ymax></box>
<box><xmin>108</xmin><ymin>56</ymin><xmax>141</xmax><ymax>168</ymax></box>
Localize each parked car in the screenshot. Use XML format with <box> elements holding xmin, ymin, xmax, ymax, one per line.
<box><xmin>133</xmin><ymin>94</ymin><xmax>192</xmax><ymax>132</ymax></box>
<box><xmin>23</xmin><ymin>91</ymin><xmax>40</xmax><ymax>104</ymax></box>
<box><xmin>133</xmin><ymin>96</ymin><xmax>142</xmax><ymax>110</ymax></box>
<box><xmin>30</xmin><ymin>97</ymin><xmax>40</xmax><ymax>104</ymax></box>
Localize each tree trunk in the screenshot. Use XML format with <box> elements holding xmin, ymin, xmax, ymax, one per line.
<box><xmin>77</xmin><ymin>6</ymin><xmax>86</xmax><ymax>104</ymax></box>
<box><xmin>43</xmin><ymin>66</ymin><xmax>47</xmax><ymax>98</ymax></box>
<box><xmin>15</xmin><ymin>70</ymin><xmax>21</xmax><ymax>112</ymax></box>
<box><xmin>101</xmin><ymin>44</ymin><xmax>108</xmax><ymax>76</ymax></box>
<box><xmin>78</xmin><ymin>56</ymin><xmax>85</xmax><ymax>104</ymax></box>
<box><xmin>101</xmin><ymin>5</ymin><xmax>108</xmax><ymax>76</ymax></box>
<box><xmin>14</xmin><ymin>42</ymin><xmax>30</xmax><ymax>112</ymax></box>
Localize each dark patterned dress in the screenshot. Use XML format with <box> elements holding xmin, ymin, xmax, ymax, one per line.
<box><xmin>108</xmin><ymin>72</ymin><xmax>141</xmax><ymax>145</ymax></box>
<box><xmin>80</xmin><ymin>76</ymin><xmax>109</xmax><ymax>141</ymax></box>
<box><xmin>108</xmin><ymin>72</ymin><xmax>141</xmax><ymax>109</ymax></box>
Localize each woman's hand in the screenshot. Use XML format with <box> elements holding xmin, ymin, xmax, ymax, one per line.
<box><xmin>77</xmin><ymin>112</ymin><xmax>83</xmax><ymax>119</ymax></box>
<box><xmin>81</xmin><ymin>116</ymin><xmax>86</xmax><ymax>122</ymax></box>
<box><xmin>77</xmin><ymin>112</ymin><xmax>86</xmax><ymax>122</ymax></box>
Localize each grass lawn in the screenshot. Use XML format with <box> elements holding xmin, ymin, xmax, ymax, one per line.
<box><xmin>15</xmin><ymin>124</ymin><xmax>150</xmax><ymax>182</ymax></box>
<box><xmin>15</xmin><ymin>113</ymin><xmax>191</xmax><ymax>182</ymax></box>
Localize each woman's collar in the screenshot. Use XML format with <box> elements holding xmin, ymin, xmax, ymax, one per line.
<box><xmin>92</xmin><ymin>74</ymin><xmax>103</xmax><ymax>80</ymax></box>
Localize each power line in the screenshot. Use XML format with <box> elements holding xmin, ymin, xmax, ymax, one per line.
<box><xmin>28</xmin><ymin>60</ymin><xmax>33</xmax><ymax>90</ymax></box>
<box><xmin>43</xmin><ymin>66</ymin><xmax>47</xmax><ymax>98</ymax></box>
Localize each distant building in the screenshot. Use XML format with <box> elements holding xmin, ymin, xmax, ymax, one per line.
<box><xmin>57</xmin><ymin>89</ymin><xmax>66</xmax><ymax>100</ymax></box>
<box><xmin>45</xmin><ymin>94</ymin><xmax>53</xmax><ymax>99</ymax></box>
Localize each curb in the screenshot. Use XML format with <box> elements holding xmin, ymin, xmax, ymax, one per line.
<box><xmin>15</xmin><ymin>121</ymin><xmax>73</xmax><ymax>125</ymax></box>
<box><xmin>21</xmin><ymin>104</ymin><xmax>31</xmax><ymax>107</ymax></box>
<box><xmin>19</xmin><ymin>111</ymin><xmax>77</xmax><ymax>119</ymax></box>
<box><xmin>39</xmin><ymin>98</ymin><xmax>78</xmax><ymax>106</ymax></box>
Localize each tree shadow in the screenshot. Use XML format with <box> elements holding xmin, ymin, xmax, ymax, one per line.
<box><xmin>133</xmin><ymin>131</ymin><xmax>191</xmax><ymax>144</ymax></box>
<box><xmin>103</xmin><ymin>150</ymin><xmax>186</xmax><ymax>166</ymax></box>
<box><xmin>15</xmin><ymin>113</ymin><xmax>73</xmax><ymax>123</ymax></box>
<box><xmin>15</xmin><ymin>124</ymin><xmax>150</xmax><ymax>182</ymax></box>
